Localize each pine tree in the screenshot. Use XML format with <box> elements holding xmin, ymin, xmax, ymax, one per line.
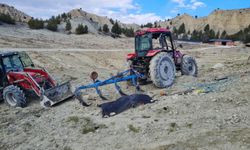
<box><xmin>191</xmin><ymin>30</ymin><xmax>198</xmax><ymax>41</ymax></box>
<box><xmin>173</xmin><ymin>27</ymin><xmax>178</xmax><ymax>34</ymax></box>
<box><xmin>111</xmin><ymin>21</ymin><xmax>122</xmax><ymax>35</ymax></box>
<box><xmin>204</xmin><ymin>24</ymin><xmax>210</xmax><ymax>33</ymax></box>
<box><xmin>61</xmin><ymin>13</ymin><xmax>67</xmax><ymax>21</ymax></box>
<box><xmin>144</xmin><ymin>23</ymin><xmax>153</xmax><ymax>28</ymax></box>
<box><xmin>103</xmin><ymin>24</ymin><xmax>109</xmax><ymax>33</ymax></box>
<box><xmin>122</xmin><ymin>28</ymin><xmax>134</xmax><ymax>37</ymax></box>
<box><xmin>220</xmin><ymin>30</ymin><xmax>227</xmax><ymax>39</ymax></box>
<box><xmin>75</xmin><ymin>24</ymin><xmax>88</xmax><ymax>34</ymax></box>
<box><xmin>178</xmin><ymin>23</ymin><xmax>186</xmax><ymax>34</ymax></box>
<box><xmin>215</xmin><ymin>31</ymin><xmax>220</xmax><ymax>39</ymax></box>
<box><xmin>65</xmin><ymin>20</ymin><xmax>72</xmax><ymax>31</ymax></box>
<box><xmin>84</xmin><ymin>25</ymin><xmax>88</xmax><ymax>33</ymax></box>
<box><xmin>0</xmin><ymin>13</ymin><xmax>15</xmax><ymax>24</ymax></box>
<box><xmin>47</xmin><ymin>21</ymin><xmax>57</xmax><ymax>31</ymax></box>
<box><xmin>28</xmin><ymin>18</ymin><xmax>44</xmax><ymax>29</ymax></box>
<box><xmin>154</xmin><ymin>22</ymin><xmax>157</xmax><ymax>28</ymax></box>
<box><xmin>209</xmin><ymin>29</ymin><xmax>215</xmax><ymax>39</ymax></box>
<box><xmin>110</xmin><ymin>18</ymin><xmax>114</xmax><ymax>25</ymax></box>
<box><xmin>198</xmin><ymin>31</ymin><xmax>203</xmax><ymax>40</ymax></box>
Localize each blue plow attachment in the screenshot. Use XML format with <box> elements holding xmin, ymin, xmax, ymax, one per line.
<box><xmin>74</xmin><ymin>69</ymin><xmax>144</xmax><ymax>101</ymax></box>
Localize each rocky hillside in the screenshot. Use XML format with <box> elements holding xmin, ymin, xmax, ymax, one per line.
<box><xmin>0</xmin><ymin>3</ymin><xmax>31</xmax><ymax>23</ymax></box>
<box><xmin>157</xmin><ymin>8</ymin><xmax>250</xmax><ymax>35</ymax></box>
<box><xmin>62</xmin><ymin>9</ymin><xmax>139</xmax><ymax>34</ymax></box>
<box><xmin>0</xmin><ymin>3</ymin><xmax>139</xmax><ymax>34</ymax></box>
<box><xmin>1</xmin><ymin>2</ymin><xmax>249</xmax><ymax>36</ymax></box>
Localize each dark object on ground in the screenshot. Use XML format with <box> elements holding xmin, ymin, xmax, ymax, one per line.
<box><xmin>99</xmin><ymin>94</ymin><xmax>154</xmax><ymax>117</ymax></box>
<box><xmin>215</xmin><ymin>76</ymin><xmax>228</xmax><ymax>81</ymax></box>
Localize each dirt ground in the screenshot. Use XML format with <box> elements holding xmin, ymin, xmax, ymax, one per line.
<box><xmin>0</xmin><ymin>25</ymin><xmax>250</xmax><ymax>150</ymax></box>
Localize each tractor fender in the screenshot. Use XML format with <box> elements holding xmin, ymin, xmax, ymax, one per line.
<box><xmin>127</xmin><ymin>53</ymin><xmax>137</xmax><ymax>60</ymax></box>
<box><xmin>146</xmin><ymin>50</ymin><xmax>162</xmax><ymax>57</ymax></box>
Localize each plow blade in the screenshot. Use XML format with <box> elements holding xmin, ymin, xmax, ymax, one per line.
<box><xmin>42</xmin><ymin>81</ymin><xmax>74</xmax><ymax>107</ymax></box>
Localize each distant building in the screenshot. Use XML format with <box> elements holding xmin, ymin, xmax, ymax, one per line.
<box><xmin>208</xmin><ymin>39</ymin><xmax>234</xmax><ymax>46</ymax></box>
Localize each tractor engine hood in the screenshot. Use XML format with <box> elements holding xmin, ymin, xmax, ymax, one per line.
<box><xmin>26</xmin><ymin>71</ymin><xmax>46</xmax><ymax>83</ymax></box>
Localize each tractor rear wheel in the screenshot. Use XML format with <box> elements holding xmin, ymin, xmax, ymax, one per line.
<box><xmin>181</xmin><ymin>55</ymin><xmax>198</xmax><ymax>77</ymax></box>
<box><xmin>3</xmin><ymin>85</ymin><xmax>27</xmax><ymax>108</ymax></box>
<box><xmin>149</xmin><ymin>52</ymin><xmax>176</xmax><ymax>88</ymax></box>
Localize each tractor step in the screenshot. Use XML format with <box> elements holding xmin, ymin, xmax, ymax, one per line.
<box><xmin>42</xmin><ymin>81</ymin><xmax>73</xmax><ymax>107</ymax></box>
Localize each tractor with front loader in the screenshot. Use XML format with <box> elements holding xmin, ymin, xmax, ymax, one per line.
<box><xmin>0</xmin><ymin>51</ymin><xmax>73</xmax><ymax>108</ymax></box>
<box><xmin>127</xmin><ymin>28</ymin><xmax>198</xmax><ymax>87</ymax></box>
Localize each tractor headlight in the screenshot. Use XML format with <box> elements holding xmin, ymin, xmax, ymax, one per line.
<box><xmin>6</xmin><ymin>75</ymin><xmax>10</xmax><ymax>81</ymax></box>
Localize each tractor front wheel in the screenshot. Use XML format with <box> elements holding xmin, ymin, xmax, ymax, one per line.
<box><xmin>3</xmin><ymin>85</ymin><xmax>27</xmax><ymax>108</ymax></box>
<box><xmin>149</xmin><ymin>52</ymin><xmax>176</xmax><ymax>88</ymax></box>
<box><xmin>181</xmin><ymin>55</ymin><xmax>198</xmax><ymax>77</ymax></box>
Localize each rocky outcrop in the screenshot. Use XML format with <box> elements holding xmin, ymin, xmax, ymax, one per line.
<box><xmin>67</xmin><ymin>9</ymin><xmax>140</xmax><ymax>33</ymax></box>
<box><xmin>157</xmin><ymin>8</ymin><xmax>250</xmax><ymax>35</ymax></box>
<box><xmin>0</xmin><ymin>3</ymin><xmax>32</xmax><ymax>23</ymax></box>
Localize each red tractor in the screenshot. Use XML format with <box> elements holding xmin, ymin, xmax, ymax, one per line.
<box><xmin>0</xmin><ymin>51</ymin><xmax>73</xmax><ymax>108</ymax></box>
<box><xmin>127</xmin><ymin>28</ymin><xmax>198</xmax><ymax>88</ymax></box>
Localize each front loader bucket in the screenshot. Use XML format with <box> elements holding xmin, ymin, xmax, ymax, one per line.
<box><xmin>41</xmin><ymin>81</ymin><xmax>74</xmax><ymax>107</ymax></box>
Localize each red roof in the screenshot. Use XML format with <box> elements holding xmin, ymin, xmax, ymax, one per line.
<box><xmin>135</xmin><ymin>28</ymin><xmax>170</xmax><ymax>36</ymax></box>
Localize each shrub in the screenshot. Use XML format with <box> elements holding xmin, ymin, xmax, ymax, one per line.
<box><xmin>75</xmin><ymin>24</ymin><xmax>88</xmax><ymax>34</ymax></box>
<box><xmin>66</xmin><ymin>116</ymin><xmax>79</xmax><ymax>123</ymax></box>
<box><xmin>122</xmin><ymin>28</ymin><xmax>134</xmax><ymax>37</ymax></box>
<box><xmin>47</xmin><ymin>21</ymin><xmax>57</xmax><ymax>31</ymax></box>
<box><xmin>0</xmin><ymin>13</ymin><xmax>15</xmax><ymax>24</ymax></box>
<box><xmin>28</xmin><ymin>18</ymin><xmax>44</xmax><ymax>29</ymax></box>
<box><xmin>103</xmin><ymin>24</ymin><xmax>109</xmax><ymax>33</ymax></box>
<box><xmin>144</xmin><ymin>22</ymin><xmax>153</xmax><ymax>28</ymax></box>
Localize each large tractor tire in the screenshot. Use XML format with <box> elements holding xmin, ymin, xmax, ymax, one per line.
<box><xmin>149</xmin><ymin>52</ymin><xmax>176</xmax><ymax>88</ymax></box>
<box><xmin>181</xmin><ymin>55</ymin><xmax>198</xmax><ymax>77</ymax></box>
<box><xmin>3</xmin><ymin>85</ymin><xmax>27</xmax><ymax>108</ymax></box>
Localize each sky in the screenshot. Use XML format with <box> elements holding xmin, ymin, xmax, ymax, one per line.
<box><xmin>1</xmin><ymin>0</ymin><xmax>250</xmax><ymax>24</ymax></box>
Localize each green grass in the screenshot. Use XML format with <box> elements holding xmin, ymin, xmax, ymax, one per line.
<box><xmin>67</xmin><ymin>116</ymin><xmax>79</xmax><ymax>123</ymax></box>
<box><xmin>128</xmin><ymin>124</ymin><xmax>140</xmax><ymax>133</ymax></box>
<box><xmin>81</xmin><ymin>126</ymin><xmax>96</xmax><ymax>134</ymax></box>
<box><xmin>168</xmin><ymin>122</ymin><xmax>178</xmax><ymax>133</ymax></box>
<box><xmin>63</xmin><ymin>146</ymin><xmax>73</xmax><ymax>150</ymax></box>
<box><xmin>81</xmin><ymin>117</ymin><xmax>108</xmax><ymax>134</ymax></box>
<box><xmin>186</xmin><ymin>123</ymin><xmax>193</xmax><ymax>128</ymax></box>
